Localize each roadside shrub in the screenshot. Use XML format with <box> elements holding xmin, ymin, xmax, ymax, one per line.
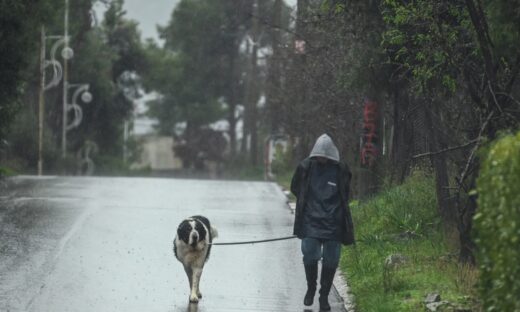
<box><xmin>475</xmin><ymin>131</ymin><xmax>520</xmax><ymax>312</ymax></box>
<box><xmin>0</xmin><ymin>166</ymin><xmax>16</xmax><ymax>177</ymax></box>
<box><xmin>340</xmin><ymin>172</ymin><xmax>479</xmax><ymax>311</ymax></box>
<box><xmin>270</xmin><ymin>143</ymin><xmax>292</xmax><ymax>177</ymax></box>
<box><xmin>93</xmin><ymin>155</ymin><xmax>132</xmax><ymax>176</ymax></box>
<box><xmin>379</xmin><ymin>171</ymin><xmax>439</xmax><ymax>236</ymax></box>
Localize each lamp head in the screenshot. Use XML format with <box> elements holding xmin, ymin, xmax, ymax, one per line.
<box><xmin>61</xmin><ymin>47</ymin><xmax>74</xmax><ymax>60</ymax></box>
<box><xmin>81</xmin><ymin>91</ymin><xmax>92</xmax><ymax>103</ymax></box>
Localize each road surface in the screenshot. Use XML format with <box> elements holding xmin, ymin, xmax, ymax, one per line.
<box><xmin>0</xmin><ymin>176</ymin><xmax>346</xmax><ymax>312</ymax></box>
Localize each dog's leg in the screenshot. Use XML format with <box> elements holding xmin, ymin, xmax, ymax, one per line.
<box><xmin>189</xmin><ymin>267</ymin><xmax>202</xmax><ymax>303</ymax></box>
<box><xmin>196</xmin><ymin>270</ymin><xmax>203</xmax><ymax>299</ymax></box>
<box><xmin>184</xmin><ymin>265</ymin><xmax>193</xmax><ymax>292</ymax></box>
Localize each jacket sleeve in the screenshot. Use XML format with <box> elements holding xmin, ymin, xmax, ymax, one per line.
<box><xmin>290</xmin><ymin>164</ymin><xmax>302</xmax><ymax>198</ymax></box>
<box><xmin>341</xmin><ymin>162</ymin><xmax>355</xmax><ymax>245</ymax></box>
<box><xmin>342</xmin><ymin>162</ymin><xmax>352</xmax><ymax>201</ymax></box>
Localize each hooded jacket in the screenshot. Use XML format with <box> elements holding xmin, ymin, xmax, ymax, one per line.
<box><xmin>290</xmin><ymin>134</ymin><xmax>355</xmax><ymax>245</ymax></box>
<box><xmin>309</xmin><ymin>134</ymin><xmax>340</xmax><ymax>162</ymax></box>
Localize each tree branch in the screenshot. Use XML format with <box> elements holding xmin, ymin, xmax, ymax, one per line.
<box><xmin>412</xmin><ymin>139</ymin><xmax>479</xmax><ymax>159</ymax></box>
<box><xmin>456</xmin><ymin>111</ymin><xmax>494</xmax><ymax>191</ymax></box>
<box><xmin>488</xmin><ymin>81</ymin><xmax>503</xmax><ymax>113</ymax></box>
<box><xmin>463</xmin><ymin>67</ymin><xmax>485</xmax><ymax>109</ymax></box>
<box><xmin>476</xmin><ymin>0</ymin><xmax>494</xmax><ymax>48</ymax></box>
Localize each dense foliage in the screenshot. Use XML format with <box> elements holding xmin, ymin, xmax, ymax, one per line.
<box><xmin>0</xmin><ymin>0</ymin><xmax>60</xmax><ymax>145</ymax></box>
<box><xmin>475</xmin><ymin>131</ymin><xmax>520</xmax><ymax>312</ymax></box>
<box><xmin>143</xmin><ymin>0</ymin><xmax>229</xmax><ymax>134</ymax></box>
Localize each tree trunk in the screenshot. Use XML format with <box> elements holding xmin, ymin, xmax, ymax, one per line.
<box><xmin>249</xmin><ymin>0</ymin><xmax>259</xmax><ymax>166</ymax></box>
<box><xmin>266</xmin><ymin>0</ymin><xmax>283</xmax><ymax>134</ymax></box>
<box><xmin>424</xmin><ymin>100</ymin><xmax>457</xmax><ymax>229</ymax></box>
<box><xmin>390</xmin><ymin>88</ymin><xmax>411</xmax><ymax>183</ymax></box>
<box><xmin>241</xmin><ymin>38</ymin><xmax>251</xmax><ymax>157</ymax></box>
<box><xmin>458</xmin><ymin>171</ymin><xmax>478</xmax><ymax>264</ymax></box>
<box><xmin>227</xmin><ymin>47</ymin><xmax>238</xmax><ymax>160</ymax></box>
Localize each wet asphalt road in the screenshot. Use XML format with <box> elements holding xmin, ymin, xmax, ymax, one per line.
<box><xmin>0</xmin><ymin>176</ymin><xmax>346</xmax><ymax>312</ymax></box>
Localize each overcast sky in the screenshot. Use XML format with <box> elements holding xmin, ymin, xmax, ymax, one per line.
<box><xmin>95</xmin><ymin>0</ymin><xmax>297</xmax><ymax>43</ymax></box>
<box><xmin>122</xmin><ymin>0</ymin><xmax>180</xmax><ymax>42</ymax></box>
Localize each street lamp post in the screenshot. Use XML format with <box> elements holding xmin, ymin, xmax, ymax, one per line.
<box><xmin>62</xmin><ymin>0</ymin><xmax>70</xmax><ymax>158</ymax></box>
<box><xmin>38</xmin><ymin>27</ymin><xmax>46</xmax><ymax>176</ymax></box>
<box><xmin>37</xmin><ymin>0</ymin><xmax>92</xmax><ymax>175</ymax></box>
<box><xmin>37</xmin><ymin>26</ymin><xmax>73</xmax><ymax>176</ymax></box>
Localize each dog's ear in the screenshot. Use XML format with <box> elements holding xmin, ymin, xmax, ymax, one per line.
<box><xmin>177</xmin><ymin>221</ymin><xmax>191</xmax><ymax>244</ymax></box>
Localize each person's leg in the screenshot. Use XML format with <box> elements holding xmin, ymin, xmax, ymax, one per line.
<box><xmin>319</xmin><ymin>240</ymin><xmax>341</xmax><ymax>311</ymax></box>
<box><xmin>321</xmin><ymin>240</ymin><xmax>341</xmax><ymax>268</ymax></box>
<box><xmin>301</xmin><ymin>238</ymin><xmax>321</xmax><ymax>306</ymax></box>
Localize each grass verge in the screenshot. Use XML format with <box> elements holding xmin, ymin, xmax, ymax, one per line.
<box><xmin>340</xmin><ymin>172</ymin><xmax>480</xmax><ymax>311</ymax></box>
<box><xmin>0</xmin><ymin>166</ymin><xmax>17</xmax><ymax>177</ymax></box>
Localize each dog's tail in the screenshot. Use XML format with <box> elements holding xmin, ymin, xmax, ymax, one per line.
<box><xmin>210</xmin><ymin>226</ymin><xmax>218</xmax><ymax>239</ymax></box>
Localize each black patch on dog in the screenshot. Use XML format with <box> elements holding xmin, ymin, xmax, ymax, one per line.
<box><xmin>192</xmin><ymin>215</ymin><xmax>211</xmax><ymax>237</ymax></box>
<box><xmin>177</xmin><ymin>220</ymin><xmax>192</xmax><ymax>245</ymax></box>
<box><xmin>191</xmin><ymin>215</ymin><xmax>213</xmax><ymax>261</ymax></box>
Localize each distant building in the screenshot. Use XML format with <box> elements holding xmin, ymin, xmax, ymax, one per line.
<box><xmin>130</xmin><ymin>94</ymin><xmax>182</xmax><ymax>171</ymax></box>
<box><xmin>132</xmin><ymin>135</ymin><xmax>182</xmax><ymax>171</ymax></box>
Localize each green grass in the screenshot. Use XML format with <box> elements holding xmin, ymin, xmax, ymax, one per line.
<box><xmin>340</xmin><ymin>172</ymin><xmax>480</xmax><ymax>311</ymax></box>
<box><xmin>274</xmin><ymin>169</ymin><xmax>293</xmax><ymax>189</ymax></box>
<box><xmin>221</xmin><ymin>164</ymin><xmax>265</xmax><ymax>180</ymax></box>
<box><xmin>0</xmin><ymin>166</ymin><xmax>17</xmax><ymax>177</ymax></box>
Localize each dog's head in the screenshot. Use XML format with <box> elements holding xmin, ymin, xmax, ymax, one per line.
<box><xmin>177</xmin><ymin>219</ymin><xmax>207</xmax><ymax>249</ymax></box>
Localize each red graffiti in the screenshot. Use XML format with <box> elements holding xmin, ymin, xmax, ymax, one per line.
<box><xmin>361</xmin><ymin>99</ymin><xmax>378</xmax><ymax>167</ymax></box>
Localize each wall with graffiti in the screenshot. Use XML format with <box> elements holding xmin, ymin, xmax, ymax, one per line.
<box><xmin>361</xmin><ymin>99</ymin><xmax>379</xmax><ymax>167</ymax></box>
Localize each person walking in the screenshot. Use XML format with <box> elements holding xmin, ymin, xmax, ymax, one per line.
<box><xmin>290</xmin><ymin>134</ymin><xmax>355</xmax><ymax>311</ymax></box>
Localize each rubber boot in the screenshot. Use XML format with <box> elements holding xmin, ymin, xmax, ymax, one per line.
<box><xmin>318</xmin><ymin>266</ymin><xmax>336</xmax><ymax>311</ymax></box>
<box><xmin>303</xmin><ymin>263</ymin><xmax>318</xmax><ymax>306</ymax></box>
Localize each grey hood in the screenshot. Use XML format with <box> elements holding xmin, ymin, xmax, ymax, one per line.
<box><xmin>309</xmin><ymin>134</ymin><xmax>340</xmax><ymax>162</ymax></box>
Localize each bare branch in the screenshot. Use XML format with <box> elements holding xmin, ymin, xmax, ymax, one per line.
<box><xmin>456</xmin><ymin>111</ymin><xmax>494</xmax><ymax>191</ymax></box>
<box><xmin>412</xmin><ymin>139</ymin><xmax>479</xmax><ymax>159</ymax></box>
<box><xmin>488</xmin><ymin>81</ymin><xmax>503</xmax><ymax>113</ymax></box>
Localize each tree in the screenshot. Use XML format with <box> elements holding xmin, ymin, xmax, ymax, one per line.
<box><xmin>0</xmin><ymin>0</ymin><xmax>60</xmax><ymax>147</ymax></box>
<box><xmin>381</xmin><ymin>0</ymin><xmax>520</xmax><ymax>262</ymax></box>
<box><xmin>2</xmin><ymin>0</ymin><xmax>148</xmax><ymax>174</ymax></box>
<box><xmin>142</xmin><ymin>1</ymin><xmax>227</xmax><ymax>167</ymax></box>
<box><xmin>144</xmin><ymin>0</ymin><xmax>254</xmax><ymax>167</ymax></box>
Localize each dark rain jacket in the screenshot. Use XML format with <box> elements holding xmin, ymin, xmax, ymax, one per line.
<box><xmin>290</xmin><ymin>157</ymin><xmax>355</xmax><ymax>245</ymax></box>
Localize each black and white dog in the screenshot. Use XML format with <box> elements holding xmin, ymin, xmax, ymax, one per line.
<box><xmin>173</xmin><ymin>215</ymin><xmax>218</xmax><ymax>303</ymax></box>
